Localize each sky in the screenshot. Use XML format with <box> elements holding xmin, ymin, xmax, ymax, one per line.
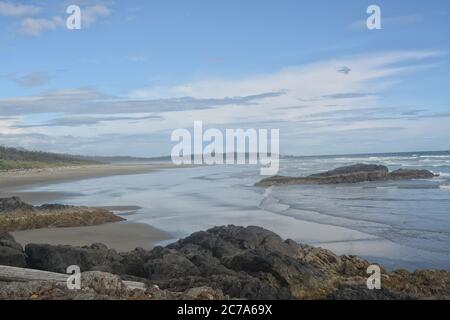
<box><xmin>0</xmin><ymin>0</ymin><xmax>449</xmax><ymax>157</ymax></box>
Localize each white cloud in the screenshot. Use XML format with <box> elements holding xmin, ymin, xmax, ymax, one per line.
<box><xmin>82</xmin><ymin>4</ymin><xmax>111</xmax><ymax>28</ymax></box>
<box><xmin>0</xmin><ymin>1</ymin><xmax>41</xmax><ymax>17</ymax></box>
<box><xmin>0</xmin><ymin>117</ymin><xmax>23</xmax><ymax>134</ymax></box>
<box><xmin>13</xmin><ymin>4</ymin><xmax>111</xmax><ymax>36</ymax></box>
<box><xmin>17</xmin><ymin>16</ymin><xmax>64</xmax><ymax>37</ymax></box>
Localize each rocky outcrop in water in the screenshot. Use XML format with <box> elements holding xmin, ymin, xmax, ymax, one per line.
<box><xmin>5</xmin><ymin>225</ymin><xmax>447</xmax><ymax>300</ymax></box>
<box><xmin>0</xmin><ymin>197</ymin><xmax>124</xmax><ymax>232</ymax></box>
<box><xmin>255</xmin><ymin>164</ymin><xmax>438</xmax><ymax>187</ymax></box>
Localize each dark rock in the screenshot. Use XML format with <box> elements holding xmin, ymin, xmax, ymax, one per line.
<box><xmin>148</xmin><ymin>225</ymin><xmax>370</xmax><ymax>299</ymax></box>
<box><xmin>0</xmin><ymin>197</ymin><xmax>35</xmax><ymax>213</ymax></box>
<box><xmin>119</xmin><ymin>247</ymin><xmax>152</xmax><ymax>278</ymax></box>
<box><xmin>0</xmin><ymin>231</ymin><xmax>27</xmax><ymax>267</ymax></box>
<box><xmin>255</xmin><ymin>163</ymin><xmax>438</xmax><ymax>187</ymax></box>
<box><xmin>10</xmin><ymin>225</ymin><xmax>450</xmax><ymax>300</ymax></box>
<box><xmin>38</xmin><ymin>204</ymin><xmax>74</xmax><ymax>210</ymax></box>
<box><xmin>144</xmin><ymin>248</ymin><xmax>201</xmax><ymax>280</ymax></box>
<box><xmin>25</xmin><ymin>242</ymin><xmax>123</xmax><ymax>274</ymax></box>
<box><xmin>389</xmin><ymin>168</ymin><xmax>436</xmax><ymax>180</ymax></box>
<box><xmin>310</xmin><ymin>164</ymin><xmax>388</xmax><ymax>177</ymax></box>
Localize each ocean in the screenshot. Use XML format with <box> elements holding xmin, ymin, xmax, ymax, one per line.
<box><xmin>20</xmin><ymin>151</ymin><xmax>450</xmax><ymax>271</ymax></box>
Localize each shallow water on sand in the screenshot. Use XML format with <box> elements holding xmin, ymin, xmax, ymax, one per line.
<box><xmin>20</xmin><ymin>151</ymin><xmax>450</xmax><ymax>270</ymax></box>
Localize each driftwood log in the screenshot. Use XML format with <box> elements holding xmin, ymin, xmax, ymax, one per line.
<box><xmin>0</xmin><ymin>265</ymin><xmax>146</xmax><ymax>291</ymax></box>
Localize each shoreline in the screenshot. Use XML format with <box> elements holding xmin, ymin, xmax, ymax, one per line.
<box><xmin>0</xmin><ymin>163</ymin><xmax>184</xmax><ymax>204</ymax></box>
<box><xmin>0</xmin><ymin>163</ymin><xmax>183</xmax><ymax>192</ymax></box>
<box><xmin>0</xmin><ymin>163</ymin><xmax>180</xmax><ymax>251</ymax></box>
<box><xmin>11</xmin><ymin>221</ymin><xmax>171</xmax><ymax>252</ymax></box>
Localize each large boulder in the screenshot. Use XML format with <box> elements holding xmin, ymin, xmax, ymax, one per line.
<box><xmin>25</xmin><ymin>243</ymin><xmax>123</xmax><ymax>274</ymax></box>
<box><xmin>0</xmin><ymin>231</ymin><xmax>27</xmax><ymax>267</ymax></box>
<box><xmin>24</xmin><ymin>242</ymin><xmax>153</xmax><ymax>279</ymax></box>
<box><xmin>145</xmin><ymin>225</ymin><xmax>373</xmax><ymax>299</ymax></box>
<box><xmin>0</xmin><ymin>197</ymin><xmax>35</xmax><ymax>214</ymax></box>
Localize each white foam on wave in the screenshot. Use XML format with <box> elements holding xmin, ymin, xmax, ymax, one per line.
<box><xmin>259</xmin><ymin>186</ymin><xmax>291</xmax><ymax>212</ymax></box>
<box><xmin>440</xmin><ymin>185</ymin><xmax>450</xmax><ymax>190</ymax></box>
<box><xmin>435</xmin><ymin>172</ymin><xmax>450</xmax><ymax>178</ymax></box>
<box><xmin>420</xmin><ymin>155</ymin><xmax>450</xmax><ymax>159</ymax></box>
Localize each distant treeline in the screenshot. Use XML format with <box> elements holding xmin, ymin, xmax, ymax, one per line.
<box><xmin>0</xmin><ymin>146</ymin><xmax>101</xmax><ymax>171</ymax></box>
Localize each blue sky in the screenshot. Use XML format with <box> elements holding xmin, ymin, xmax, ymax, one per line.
<box><xmin>0</xmin><ymin>0</ymin><xmax>449</xmax><ymax>156</ymax></box>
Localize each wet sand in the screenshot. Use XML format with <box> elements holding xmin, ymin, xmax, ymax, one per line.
<box><xmin>12</xmin><ymin>222</ymin><xmax>172</xmax><ymax>252</ymax></box>
<box><xmin>0</xmin><ymin>163</ymin><xmax>183</xmax><ymax>204</ymax></box>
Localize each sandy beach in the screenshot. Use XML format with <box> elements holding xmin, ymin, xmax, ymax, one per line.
<box><xmin>12</xmin><ymin>221</ymin><xmax>171</xmax><ymax>252</ymax></box>
<box><xmin>0</xmin><ymin>163</ymin><xmax>184</xmax><ymax>203</ymax></box>
<box><xmin>0</xmin><ymin>163</ymin><xmax>182</xmax><ymax>251</ymax></box>
<box><xmin>0</xmin><ymin>163</ymin><xmax>179</xmax><ymax>191</ymax></box>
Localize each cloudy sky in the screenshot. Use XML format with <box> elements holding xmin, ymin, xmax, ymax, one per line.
<box><xmin>0</xmin><ymin>0</ymin><xmax>449</xmax><ymax>156</ymax></box>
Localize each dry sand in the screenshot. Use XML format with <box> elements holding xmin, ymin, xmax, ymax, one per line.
<box><xmin>0</xmin><ymin>163</ymin><xmax>180</xmax><ymax>191</ymax></box>
<box><xmin>12</xmin><ymin>221</ymin><xmax>172</xmax><ymax>252</ymax></box>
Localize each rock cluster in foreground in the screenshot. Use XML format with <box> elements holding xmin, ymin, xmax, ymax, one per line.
<box><xmin>255</xmin><ymin>164</ymin><xmax>438</xmax><ymax>187</ymax></box>
<box><xmin>0</xmin><ymin>197</ymin><xmax>124</xmax><ymax>232</ymax></box>
<box><xmin>1</xmin><ymin>225</ymin><xmax>449</xmax><ymax>300</ymax></box>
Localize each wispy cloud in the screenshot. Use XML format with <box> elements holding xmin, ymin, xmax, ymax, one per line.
<box><xmin>7</xmin><ymin>72</ymin><xmax>51</xmax><ymax>87</ymax></box>
<box><xmin>322</xmin><ymin>92</ymin><xmax>375</xmax><ymax>99</ymax></box>
<box><xmin>0</xmin><ymin>1</ymin><xmax>41</xmax><ymax>17</ymax></box>
<box><xmin>81</xmin><ymin>4</ymin><xmax>111</xmax><ymax>28</ymax></box>
<box><xmin>17</xmin><ymin>16</ymin><xmax>64</xmax><ymax>37</ymax></box>
<box><xmin>16</xmin><ymin>114</ymin><xmax>162</xmax><ymax>128</ymax></box>
<box><xmin>0</xmin><ymin>88</ymin><xmax>283</xmax><ymax>116</ymax></box>
<box><xmin>12</xmin><ymin>4</ymin><xmax>111</xmax><ymax>36</ymax></box>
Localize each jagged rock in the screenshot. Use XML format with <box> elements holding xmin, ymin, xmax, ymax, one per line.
<box><xmin>0</xmin><ymin>197</ymin><xmax>35</xmax><ymax>213</ymax></box>
<box><xmin>147</xmin><ymin>225</ymin><xmax>378</xmax><ymax>299</ymax></box>
<box><xmin>119</xmin><ymin>247</ymin><xmax>152</xmax><ymax>278</ymax></box>
<box><xmin>144</xmin><ymin>248</ymin><xmax>201</xmax><ymax>280</ymax></box>
<box><xmin>179</xmin><ymin>286</ymin><xmax>226</xmax><ymax>300</ymax></box>
<box><xmin>255</xmin><ymin>164</ymin><xmax>438</xmax><ymax>186</ymax></box>
<box><xmin>80</xmin><ymin>271</ymin><xmax>126</xmax><ymax>293</ymax></box>
<box><xmin>0</xmin><ymin>231</ymin><xmax>26</xmax><ymax>267</ymax></box>
<box><xmin>25</xmin><ymin>243</ymin><xmax>123</xmax><ymax>274</ymax></box>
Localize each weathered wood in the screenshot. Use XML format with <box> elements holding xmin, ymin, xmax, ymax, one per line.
<box><xmin>0</xmin><ymin>265</ymin><xmax>67</xmax><ymax>283</ymax></box>
<box><xmin>0</xmin><ymin>265</ymin><xmax>145</xmax><ymax>290</ymax></box>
